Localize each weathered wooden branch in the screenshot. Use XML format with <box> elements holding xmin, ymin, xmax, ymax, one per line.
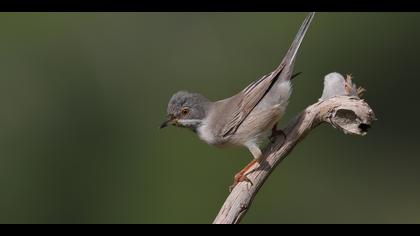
<box><xmin>213</xmin><ymin>73</ymin><xmax>376</xmax><ymax>224</ymax></box>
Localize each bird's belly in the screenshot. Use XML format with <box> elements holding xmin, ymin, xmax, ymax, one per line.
<box><xmin>232</xmin><ymin>80</ymin><xmax>290</xmax><ymax>144</ymax></box>
<box><xmin>226</xmin><ymin>108</ymin><xmax>282</xmax><ymax>147</ymax></box>
<box><xmin>197</xmin><ymin>123</ymin><xmax>243</xmax><ymax>148</ymax></box>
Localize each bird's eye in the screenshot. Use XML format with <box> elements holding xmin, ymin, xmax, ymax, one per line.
<box><xmin>181</xmin><ymin>107</ymin><xmax>189</xmax><ymax>116</ymax></box>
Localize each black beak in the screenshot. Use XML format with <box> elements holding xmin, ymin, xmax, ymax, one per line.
<box><xmin>160</xmin><ymin>115</ymin><xmax>176</xmax><ymax>129</ymax></box>
<box><xmin>160</xmin><ymin>120</ymin><xmax>170</xmax><ymax>129</ymax></box>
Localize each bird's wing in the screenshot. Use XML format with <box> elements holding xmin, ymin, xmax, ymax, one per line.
<box><xmin>220</xmin><ymin>70</ymin><xmax>283</xmax><ymax>137</ymax></box>
<box><xmin>220</xmin><ymin>12</ymin><xmax>315</xmax><ymax>138</ymax></box>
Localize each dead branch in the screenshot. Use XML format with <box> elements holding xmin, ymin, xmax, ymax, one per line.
<box><xmin>213</xmin><ymin>72</ymin><xmax>376</xmax><ymax>224</ymax></box>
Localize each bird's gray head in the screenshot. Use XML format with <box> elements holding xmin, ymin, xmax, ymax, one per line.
<box><xmin>160</xmin><ymin>91</ymin><xmax>211</xmax><ymax>131</ymax></box>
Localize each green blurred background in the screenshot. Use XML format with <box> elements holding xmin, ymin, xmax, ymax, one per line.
<box><xmin>0</xmin><ymin>12</ymin><xmax>418</xmax><ymax>224</ymax></box>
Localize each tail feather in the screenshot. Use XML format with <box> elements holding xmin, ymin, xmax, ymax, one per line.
<box><xmin>275</xmin><ymin>12</ymin><xmax>315</xmax><ymax>80</ymax></box>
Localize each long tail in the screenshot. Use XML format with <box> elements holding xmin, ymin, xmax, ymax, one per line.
<box><xmin>275</xmin><ymin>12</ymin><xmax>315</xmax><ymax>81</ymax></box>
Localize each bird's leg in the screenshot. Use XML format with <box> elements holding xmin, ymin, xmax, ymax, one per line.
<box><xmin>229</xmin><ymin>161</ymin><xmax>259</xmax><ymax>192</ymax></box>
<box><xmin>229</xmin><ymin>144</ymin><xmax>262</xmax><ymax>192</ymax></box>
<box><xmin>269</xmin><ymin>123</ymin><xmax>286</xmax><ymax>143</ymax></box>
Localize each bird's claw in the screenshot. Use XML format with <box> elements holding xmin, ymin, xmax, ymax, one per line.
<box><xmin>229</xmin><ymin>172</ymin><xmax>253</xmax><ymax>192</ymax></box>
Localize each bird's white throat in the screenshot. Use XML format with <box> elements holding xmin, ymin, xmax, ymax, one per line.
<box><xmin>196</xmin><ymin>120</ymin><xmax>218</xmax><ymax>145</ymax></box>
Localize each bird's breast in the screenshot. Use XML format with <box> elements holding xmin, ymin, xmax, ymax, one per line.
<box><xmin>196</xmin><ymin>123</ymin><xmax>231</xmax><ymax>147</ymax></box>
<box><xmin>196</xmin><ymin>123</ymin><xmax>218</xmax><ymax>145</ymax></box>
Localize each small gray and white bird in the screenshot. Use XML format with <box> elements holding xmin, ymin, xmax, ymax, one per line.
<box><xmin>160</xmin><ymin>13</ymin><xmax>315</xmax><ymax>188</ymax></box>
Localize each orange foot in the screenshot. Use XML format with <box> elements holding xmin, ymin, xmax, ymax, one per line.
<box><xmin>229</xmin><ymin>159</ymin><xmax>257</xmax><ymax>192</ymax></box>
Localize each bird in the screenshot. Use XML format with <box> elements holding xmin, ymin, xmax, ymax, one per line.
<box><xmin>160</xmin><ymin>12</ymin><xmax>315</xmax><ymax>190</ymax></box>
